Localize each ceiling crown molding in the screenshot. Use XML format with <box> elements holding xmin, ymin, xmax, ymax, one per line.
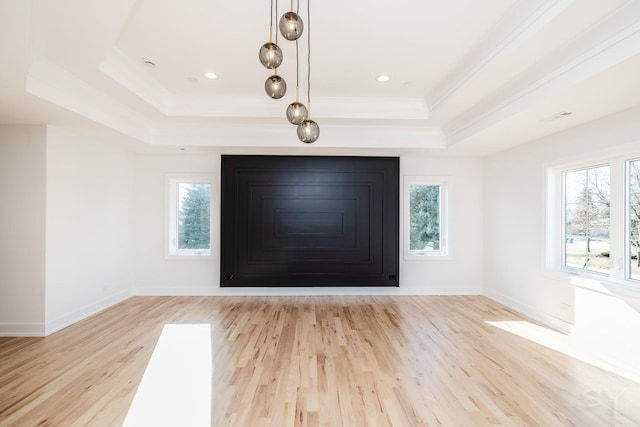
<box><xmin>6</xmin><ymin>0</ymin><xmax>638</xmax><ymax>154</ymax></box>
<box><xmin>164</xmin><ymin>96</ymin><xmax>428</xmax><ymax>121</ymax></box>
<box><xmin>25</xmin><ymin>58</ymin><xmax>437</xmax><ymax>148</ymax></box>
<box><xmin>427</xmin><ymin>0</ymin><xmax>575</xmax><ymax>116</ymax></box>
<box><xmin>99</xmin><ymin>48</ymin><xmax>172</xmax><ymax>115</ymax></box>
<box><xmin>150</xmin><ymin>122</ymin><xmax>445</xmax><ymax>149</ymax></box>
<box><xmin>100</xmin><ymin>49</ymin><xmax>429</xmax><ymax>122</ymax></box>
<box><xmin>27</xmin><ymin>59</ymin><xmax>153</xmax><ymax>143</ymax></box>
<box><xmin>445</xmin><ymin>0</ymin><xmax>640</xmax><ymax>145</ymax></box>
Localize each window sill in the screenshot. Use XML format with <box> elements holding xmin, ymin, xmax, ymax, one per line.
<box><xmin>166</xmin><ymin>253</ymin><xmax>215</xmax><ymax>261</ymax></box>
<box><xmin>404</xmin><ymin>252</ymin><xmax>453</xmax><ymax>261</ymax></box>
<box><xmin>545</xmin><ymin>269</ymin><xmax>640</xmax><ymax>299</ymax></box>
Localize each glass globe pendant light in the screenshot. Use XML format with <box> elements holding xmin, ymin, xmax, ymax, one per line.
<box><xmin>259</xmin><ymin>41</ymin><xmax>282</xmax><ymax>69</ymax></box>
<box><xmin>279</xmin><ymin>0</ymin><xmax>303</xmax><ymax>41</ymax></box>
<box><xmin>265</xmin><ymin>71</ymin><xmax>287</xmax><ymax>99</ymax></box>
<box><xmin>287</xmin><ymin>99</ymin><xmax>308</xmax><ymax>125</ymax></box>
<box><xmin>262</xmin><ymin>0</ymin><xmax>287</xmax><ymax>99</ymax></box>
<box><xmin>296</xmin><ymin>0</ymin><xmax>319</xmax><ymax>143</ymax></box>
<box><xmin>286</xmin><ymin>39</ymin><xmax>308</xmax><ymax>125</ymax></box>
<box><xmin>297</xmin><ymin>117</ymin><xmax>319</xmax><ymax>143</ymax></box>
<box><xmin>259</xmin><ymin>0</ymin><xmax>282</xmax><ymax>69</ymax></box>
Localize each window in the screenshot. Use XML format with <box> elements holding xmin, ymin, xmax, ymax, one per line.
<box><xmin>548</xmin><ymin>154</ymin><xmax>640</xmax><ymax>291</ymax></box>
<box><xmin>405</xmin><ymin>176</ymin><xmax>448</xmax><ymax>259</ymax></box>
<box><xmin>563</xmin><ymin>165</ymin><xmax>610</xmax><ymax>274</ymax></box>
<box><xmin>167</xmin><ymin>175</ymin><xmax>215</xmax><ymax>258</ymax></box>
<box><xmin>627</xmin><ymin>159</ymin><xmax>640</xmax><ymax>280</ymax></box>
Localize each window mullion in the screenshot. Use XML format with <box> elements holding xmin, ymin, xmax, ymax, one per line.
<box><xmin>623</xmin><ymin>158</ymin><xmax>640</xmax><ymax>283</ymax></box>
<box><xmin>609</xmin><ymin>158</ymin><xmax>624</xmax><ymax>282</ymax></box>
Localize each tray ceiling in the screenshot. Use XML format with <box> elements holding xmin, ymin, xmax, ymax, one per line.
<box><xmin>1</xmin><ymin>0</ymin><xmax>640</xmax><ymax>154</ymax></box>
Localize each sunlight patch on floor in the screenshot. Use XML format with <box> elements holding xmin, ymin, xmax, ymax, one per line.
<box><xmin>123</xmin><ymin>324</ymin><xmax>212</xmax><ymax>427</ymax></box>
<box><xmin>486</xmin><ymin>317</ymin><xmax>640</xmax><ymax>425</ymax></box>
<box><xmin>485</xmin><ymin>319</ymin><xmax>581</xmax><ymax>361</ymax></box>
<box><xmin>571</xmin><ymin>285</ymin><xmax>640</xmax><ymax>383</ymax></box>
<box><xmin>485</xmin><ymin>319</ymin><xmax>640</xmax><ymax>384</ymax></box>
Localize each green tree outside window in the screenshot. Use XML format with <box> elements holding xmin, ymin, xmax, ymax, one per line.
<box><xmin>177</xmin><ymin>183</ymin><xmax>211</xmax><ymax>250</ymax></box>
<box><xmin>409</xmin><ymin>184</ymin><xmax>441</xmax><ymax>251</ymax></box>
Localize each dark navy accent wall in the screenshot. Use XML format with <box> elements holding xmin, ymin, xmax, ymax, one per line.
<box><xmin>220</xmin><ymin>155</ymin><xmax>399</xmax><ymax>287</ymax></box>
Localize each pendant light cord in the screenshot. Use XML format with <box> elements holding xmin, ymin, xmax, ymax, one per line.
<box><xmin>274</xmin><ymin>0</ymin><xmax>278</xmax><ymax>44</ymax></box>
<box><xmin>307</xmin><ymin>0</ymin><xmax>311</xmax><ymax>116</ymax></box>
<box><xmin>295</xmin><ymin>39</ymin><xmax>300</xmax><ymax>101</ymax></box>
<box><xmin>295</xmin><ymin>0</ymin><xmax>300</xmax><ymax>101</ymax></box>
<box><xmin>273</xmin><ymin>0</ymin><xmax>279</xmax><ymax>75</ymax></box>
<box><xmin>269</xmin><ymin>0</ymin><xmax>274</xmax><ymax>42</ymax></box>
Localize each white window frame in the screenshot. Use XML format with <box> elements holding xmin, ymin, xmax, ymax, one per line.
<box><xmin>625</xmin><ymin>157</ymin><xmax>640</xmax><ymax>282</ymax></box>
<box><xmin>545</xmin><ymin>156</ymin><xmax>640</xmax><ymax>293</ymax></box>
<box><xmin>560</xmin><ymin>163</ymin><xmax>612</xmax><ymax>275</ymax></box>
<box><xmin>403</xmin><ymin>176</ymin><xmax>450</xmax><ymax>260</ymax></box>
<box><xmin>166</xmin><ymin>174</ymin><xmax>216</xmax><ymax>260</ymax></box>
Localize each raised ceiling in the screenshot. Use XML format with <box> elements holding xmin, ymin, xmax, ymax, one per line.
<box><xmin>1</xmin><ymin>0</ymin><xmax>640</xmax><ymax>155</ymax></box>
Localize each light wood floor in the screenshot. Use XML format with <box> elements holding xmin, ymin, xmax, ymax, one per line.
<box><xmin>1</xmin><ymin>296</ymin><xmax>638</xmax><ymax>426</ymax></box>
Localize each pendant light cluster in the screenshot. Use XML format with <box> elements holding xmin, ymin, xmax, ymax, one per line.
<box><xmin>259</xmin><ymin>0</ymin><xmax>319</xmax><ymax>143</ymax></box>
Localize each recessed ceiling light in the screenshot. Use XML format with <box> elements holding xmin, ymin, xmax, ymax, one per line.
<box><xmin>204</xmin><ymin>72</ymin><xmax>218</xmax><ymax>80</ymax></box>
<box><xmin>376</xmin><ymin>75</ymin><xmax>390</xmax><ymax>83</ymax></box>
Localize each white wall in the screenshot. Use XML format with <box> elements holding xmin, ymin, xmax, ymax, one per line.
<box><xmin>133</xmin><ymin>149</ymin><xmax>484</xmax><ymax>296</ymax></box>
<box><xmin>0</xmin><ymin>125</ymin><xmax>47</xmax><ymax>336</ymax></box>
<box><xmin>484</xmin><ymin>106</ymin><xmax>640</xmax><ymax>379</ymax></box>
<box><xmin>0</xmin><ymin>128</ymin><xmax>484</xmax><ymax>336</ymax></box>
<box><xmin>44</xmin><ymin>126</ymin><xmax>134</xmax><ymax>334</ymax></box>
<box><xmin>133</xmin><ymin>151</ymin><xmax>219</xmax><ymax>295</ymax></box>
<box><xmin>401</xmin><ymin>154</ymin><xmax>484</xmax><ymax>294</ymax></box>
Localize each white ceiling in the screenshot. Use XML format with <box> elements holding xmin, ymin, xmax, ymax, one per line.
<box><xmin>1</xmin><ymin>0</ymin><xmax>640</xmax><ymax>155</ymax></box>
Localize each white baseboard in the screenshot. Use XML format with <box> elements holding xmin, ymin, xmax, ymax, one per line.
<box><xmin>44</xmin><ymin>289</ymin><xmax>132</xmax><ymax>336</ymax></box>
<box><xmin>134</xmin><ymin>287</ymin><xmax>220</xmax><ymax>296</ymax></box>
<box><xmin>134</xmin><ymin>285</ymin><xmax>482</xmax><ymax>297</ymax></box>
<box><xmin>0</xmin><ymin>285</ymin><xmax>481</xmax><ymax>336</ymax></box>
<box><xmin>0</xmin><ymin>322</ymin><xmax>46</xmax><ymax>337</ymax></box>
<box><xmin>485</xmin><ymin>289</ymin><xmax>574</xmax><ymax>333</ymax></box>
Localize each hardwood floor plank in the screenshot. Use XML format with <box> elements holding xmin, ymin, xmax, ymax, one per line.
<box><xmin>1</xmin><ymin>296</ymin><xmax>639</xmax><ymax>426</ymax></box>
